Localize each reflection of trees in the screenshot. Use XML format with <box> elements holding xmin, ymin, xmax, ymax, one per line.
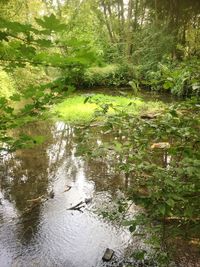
<box><xmin>1</xmin><ymin>122</ymin><xmax>52</xmax><ymax>207</ymax></box>
<box><xmin>48</xmin><ymin>123</ymin><xmax>75</xmax><ymax>182</ymax></box>
<box><xmin>74</xmin><ymin>127</ymin><xmax>128</xmax><ymax>193</ymax></box>
<box><xmin>84</xmin><ymin>159</ymin><xmax>125</xmax><ymax>193</ymax></box>
<box><xmin>0</xmin><ymin>121</ymin><xmax>73</xmax><ymax>244</ymax></box>
<box><xmin>0</xmin><ymin>120</ymin><xmax>127</xmax><ymax>246</ymax></box>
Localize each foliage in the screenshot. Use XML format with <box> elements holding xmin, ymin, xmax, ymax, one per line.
<box><xmin>128</xmin><ymin>79</ymin><xmax>140</xmax><ymax>95</ymax></box>
<box><xmin>0</xmin><ymin>12</ymin><xmax>98</xmax><ymax>151</ymax></box>
<box><xmin>83</xmin><ymin>64</ymin><xmax>133</xmax><ymax>87</ymax></box>
<box><xmin>87</xmin><ymin>0</ymin><xmax>200</xmax><ymax>95</ymax></box>
<box><xmin>141</xmin><ymin>59</ymin><xmax>200</xmax><ymax>96</ymax></box>
<box><xmin>77</xmin><ymin>97</ymin><xmax>200</xmax><ymax>261</ymax></box>
<box><xmin>0</xmin><ymin>1</ymin><xmax>199</xmax><ymax>264</ymax></box>
<box><xmin>0</xmin><ymin>12</ymin><xmax>97</xmax><ymax>71</ymax></box>
<box><xmin>89</xmin><ymin>99</ymin><xmax>200</xmax><ymax>221</ymax></box>
<box><xmin>1</xmin><ymin>0</ymin><xmax>200</xmax><ymax>97</ymax></box>
<box><xmin>131</xmin><ymin>26</ymin><xmax>175</xmax><ymax>70</ymax></box>
<box><xmin>12</xmin><ymin>66</ymin><xmax>52</xmax><ymax>92</ymax></box>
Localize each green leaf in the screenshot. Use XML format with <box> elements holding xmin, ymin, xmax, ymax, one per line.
<box><xmin>19</xmin><ymin>44</ymin><xmax>36</xmax><ymax>59</ymax></box>
<box><xmin>35</xmin><ymin>39</ymin><xmax>52</xmax><ymax>47</ymax></box>
<box><xmin>169</xmin><ymin>109</ymin><xmax>178</xmax><ymax>117</ymax></box>
<box><xmin>132</xmin><ymin>250</ymin><xmax>146</xmax><ymax>260</ymax></box>
<box><xmin>184</xmin><ymin>207</ymin><xmax>193</xmax><ymax>217</ymax></box>
<box><xmin>129</xmin><ymin>225</ymin><xmax>136</xmax><ymax>232</ymax></box>
<box><xmin>0</xmin><ymin>31</ymin><xmax>9</xmax><ymax>41</ymax></box>
<box><xmin>166</xmin><ymin>199</ymin><xmax>175</xmax><ymax>207</ymax></box>
<box><xmin>84</xmin><ymin>96</ymin><xmax>92</xmax><ymax>104</ymax></box>
<box><xmin>35</xmin><ymin>14</ymin><xmax>66</xmax><ymax>32</ymax></box>
<box><xmin>0</xmin><ymin>97</ymin><xmax>7</xmax><ymax>107</ymax></box>
<box><xmin>122</xmin><ymin>220</ymin><xmax>136</xmax><ymax>226</ymax></box>
<box><xmin>114</xmin><ymin>142</ymin><xmax>122</xmax><ymax>152</ymax></box>
<box><xmin>163</xmin><ymin>81</ymin><xmax>173</xmax><ymax>89</ymax></box>
<box><xmin>159</xmin><ymin>205</ymin><xmax>166</xmax><ymax>216</ymax></box>
<box><xmin>10</xmin><ymin>94</ymin><xmax>21</xmax><ymax>101</ymax></box>
<box><xmin>165</xmin><ymin>178</ymin><xmax>176</xmax><ymax>187</ymax></box>
<box><xmin>4</xmin><ymin>106</ymin><xmax>14</xmax><ymax>114</ymax></box>
<box><xmin>0</xmin><ymin>18</ymin><xmax>34</xmax><ymax>34</ymax></box>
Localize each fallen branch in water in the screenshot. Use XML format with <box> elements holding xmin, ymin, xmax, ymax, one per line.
<box><xmin>63</xmin><ymin>185</ymin><xmax>72</xmax><ymax>193</ymax></box>
<box><xmin>67</xmin><ymin>198</ymin><xmax>92</xmax><ymax>211</ymax></box>
<box><xmin>24</xmin><ymin>193</ymin><xmax>52</xmax><ymax>214</ymax></box>
<box><xmin>67</xmin><ymin>201</ymin><xmax>85</xmax><ymax>211</ymax></box>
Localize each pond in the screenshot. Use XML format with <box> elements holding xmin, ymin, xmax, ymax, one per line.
<box><xmin>0</xmin><ymin>118</ymin><xmax>148</xmax><ymax>267</ymax></box>
<box><xmin>0</xmin><ymin>90</ymin><xmax>198</xmax><ymax>267</ymax></box>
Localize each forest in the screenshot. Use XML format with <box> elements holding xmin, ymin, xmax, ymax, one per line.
<box><xmin>0</xmin><ymin>0</ymin><xmax>200</xmax><ymax>267</ymax></box>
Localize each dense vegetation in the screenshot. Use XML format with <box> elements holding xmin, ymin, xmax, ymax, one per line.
<box><xmin>76</xmin><ymin>97</ymin><xmax>200</xmax><ymax>265</ymax></box>
<box><xmin>0</xmin><ymin>0</ymin><xmax>199</xmax><ymax>266</ymax></box>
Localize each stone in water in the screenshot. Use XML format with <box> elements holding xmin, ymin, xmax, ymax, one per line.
<box><xmin>102</xmin><ymin>248</ymin><xmax>114</xmax><ymax>261</ymax></box>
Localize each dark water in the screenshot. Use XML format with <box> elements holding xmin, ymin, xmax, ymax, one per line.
<box><xmin>79</xmin><ymin>87</ymin><xmax>179</xmax><ymax>103</ymax></box>
<box><xmin>0</xmin><ymin>121</ymin><xmax>144</xmax><ymax>267</ymax></box>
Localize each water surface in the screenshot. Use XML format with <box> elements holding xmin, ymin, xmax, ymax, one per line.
<box><xmin>0</xmin><ymin>121</ymin><xmax>138</xmax><ymax>267</ymax></box>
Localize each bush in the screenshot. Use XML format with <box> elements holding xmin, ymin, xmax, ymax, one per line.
<box><xmin>140</xmin><ymin>58</ymin><xmax>200</xmax><ymax>97</ymax></box>
<box><xmin>83</xmin><ymin>64</ymin><xmax>133</xmax><ymax>88</ymax></box>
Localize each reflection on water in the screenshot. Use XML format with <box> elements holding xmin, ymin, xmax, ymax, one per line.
<box><xmin>0</xmin><ymin>121</ymin><xmax>136</xmax><ymax>267</ymax></box>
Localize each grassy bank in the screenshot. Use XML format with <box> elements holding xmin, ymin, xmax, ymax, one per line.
<box><xmin>52</xmin><ymin>93</ymin><xmax>165</xmax><ymax>123</ymax></box>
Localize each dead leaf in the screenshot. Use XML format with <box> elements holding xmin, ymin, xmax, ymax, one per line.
<box><xmin>151</xmin><ymin>142</ymin><xmax>170</xmax><ymax>149</ymax></box>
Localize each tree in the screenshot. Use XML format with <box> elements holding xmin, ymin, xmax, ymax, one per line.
<box><xmin>0</xmin><ymin>9</ymin><xmax>97</xmax><ymax>152</ymax></box>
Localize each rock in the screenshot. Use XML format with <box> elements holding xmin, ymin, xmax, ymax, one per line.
<box><xmin>102</xmin><ymin>248</ymin><xmax>114</xmax><ymax>261</ymax></box>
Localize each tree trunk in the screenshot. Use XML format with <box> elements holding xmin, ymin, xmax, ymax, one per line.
<box><xmin>125</xmin><ymin>0</ymin><xmax>133</xmax><ymax>60</ymax></box>
<box><xmin>134</xmin><ymin>0</ymin><xmax>139</xmax><ymax>30</ymax></box>
<box><xmin>119</xmin><ymin>0</ymin><xmax>125</xmax><ymax>39</ymax></box>
<box><xmin>101</xmin><ymin>0</ymin><xmax>116</xmax><ymax>43</ymax></box>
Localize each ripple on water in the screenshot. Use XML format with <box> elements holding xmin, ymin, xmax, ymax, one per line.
<box><xmin>0</xmin><ymin>121</ymin><xmax>141</xmax><ymax>267</ymax></box>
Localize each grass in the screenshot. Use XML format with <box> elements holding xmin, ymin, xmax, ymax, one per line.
<box><xmin>52</xmin><ymin>93</ymin><xmax>165</xmax><ymax>123</ymax></box>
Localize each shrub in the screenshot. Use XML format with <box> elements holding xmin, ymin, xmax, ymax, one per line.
<box><xmin>83</xmin><ymin>64</ymin><xmax>133</xmax><ymax>88</ymax></box>
<box><xmin>141</xmin><ymin>59</ymin><xmax>200</xmax><ymax>97</ymax></box>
